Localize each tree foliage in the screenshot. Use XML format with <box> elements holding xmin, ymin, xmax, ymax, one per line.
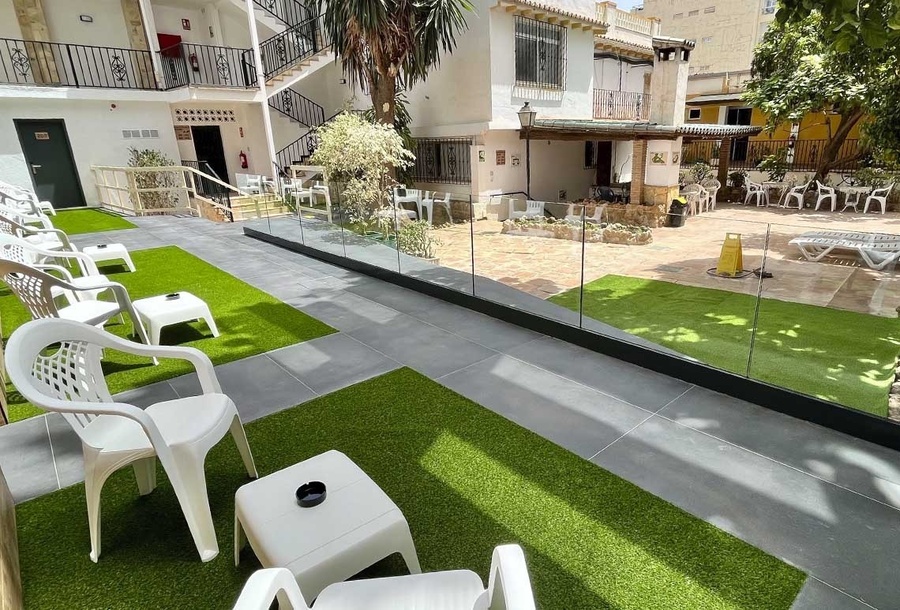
<box><xmin>744</xmin><ymin>10</ymin><xmax>900</xmax><ymax>178</ymax></box>
<box><xmin>319</xmin><ymin>0</ymin><xmax>473</xmax><ymax>126</ymax></box>
<box><xmin>776</xmin><ymin>0</ymin><xmax>900</xmax><ymax>50</ymax></box>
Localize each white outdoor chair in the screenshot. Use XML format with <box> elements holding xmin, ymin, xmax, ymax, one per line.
<box><xmin>0</xmin><ymin>210</ymin><xmax>75</xmax><ymax>253</ymax></box>
<box><xmin>701</xmin><ymin>178</ymin><xmax>721</xmax><ymax>211</ymax></box>
<box><xmin>236</xmin><ymin>173</ymin><xmax>261</xmax><ymax>195</ymax></box>
<box><xmin>509</xmin><ymin>199</ymin><xmax>544</xmax><ymax>220</ymax></box>
<box><xmin>6</xmin><ymin>318</ymin><xmax>258</xmax><ymax>563</ymax></box>
<box><xmin>232</xmin><ymin>545</ymin><xmax>536</xmax><ymax>610</ymax></box>
<box><xmin>0</xmin><ymin>182</ymin><xmax>55</xmax><ymax>216</ymax></box>
<box><xmin>814</xmin><ymin>181</ymin><xmax>837</xmax><ymax>211</ymax></box>
<box><xmin>681</xmin><ymin>184</ymin><xmax>708</xmax><ymax>214</ymax></box>
<box><xmin>784</xmin><ymin>182</ymin><xmax>811</xmax><ymax>211</ymax></box>
<box><xmin>565</xmin><ymin>203</ymin><xmax>606</xmax><ymax>223</ymax></box>
<box><xmin>744</xmin><ymin>180</ymin><xmax>769</xmax><ymax>206</ymax></box>
<box><xmin>864</xmin><ymin>183</ymin><xmax>895</xmax><ymax>214</ymax></box>
<box><xmin>0</xmin><ymin>234</ymin><xmax>109</xmax><ymax>302</ymax></box>
<box><xmin>0</xmin><ymin>259</ymin><xmax>151</xmax><ymax>346</ymax></box>
<box><xmin>421</xmin><ymin>192</ymin><xmax>453</xmax><ymax>225</ymax></box>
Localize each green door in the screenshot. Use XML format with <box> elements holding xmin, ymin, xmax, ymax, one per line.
<box><xmin>14</xmin><ymin>119</ymin><xmax>86</xmax><ymax>208</ymax></box>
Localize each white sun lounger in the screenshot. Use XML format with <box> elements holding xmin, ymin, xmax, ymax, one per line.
<box><xmin>789</xmin><ymin>231</ymin><xmax>900</xmax><ymax>270</ymax></box>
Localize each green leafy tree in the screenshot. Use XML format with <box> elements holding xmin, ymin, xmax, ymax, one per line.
<box><xmin>744</xmin><ymin>10</ymin><xmax>900</xmax><ymax>180</ymax></box>
<box><xmin>776</xmin><ymin>0</ymin><xmax>900</xmax><ymax>50</ymax></box>
<box><xmin>319</xmin><ymin>0</ymin><xmax>473</xmax><ymax>126</ymax></box>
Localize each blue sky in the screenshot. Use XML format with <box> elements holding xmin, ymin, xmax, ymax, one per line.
<box><xmin>615</xmin><ymin>0</ymin><xmax>642</xmax><ymax>9</ymax></box>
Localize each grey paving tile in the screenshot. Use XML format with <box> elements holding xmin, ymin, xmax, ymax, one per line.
<box><xmin>344</xmin><ymin>275</ymin><xmax>440</xmax><ymax>314</ymax></box>
<box><xmin>347</xmin><ymin>314</ymin><xmax>496</xmax><ymax>378</ymax></box>
<box><xmin>114</xmin><ymin>381</ymin><xmax>180</xmax><ymax>409</ymax></box>
<box><xmin>593</xmin><ymin>416</ymin><xmax>900</xmax><ymax>610</ymax></box>
<box><xmin>0</xmin><ymin>416</ymin><xmax>57</xmax><ymax>503</ymax></box>
<box><xmin>506</xmin><ymin>336</ymin><xmax>691</xmax><ymax>411</ymax></box>
<box><xmin>404</xmin><ymin>299</ymin><xmax>541</xmax><ymax>352</ymax></box>
<box><xmin>268</xmin><ymin>334</ymin><xmax>399</xmax><ymax>396</ymax></box>
<box><xmin>661</xmin><ymin>386</ymin><xmax>900</xmax><ymax>509</ymax></box>
<box><xmin>168</xmin><ymin>354</ymin><xmax>316</xmax><ymax>422</ymax></box>
<box><xmin>791</xmin><ymin>579</ymin><xmax>875</xmax><ymax>610</ymax></box>
<box><xmin>287</xmin><ymin>291</ymin><xmax>404</xmax><ymax>332</ymax></box>
<box><xmin>440</xmin><ymin>354</ymin><xmax>651</xmax><ymax>458</ymax></box>
<box><xmin>45</xmin><ymin>413</ymin><xmax>84</xmax><ymax>489</ymax></box>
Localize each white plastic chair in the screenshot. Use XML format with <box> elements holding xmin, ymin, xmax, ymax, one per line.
<box><xmin>0</xmin><ymin>259</ymin><xmax>151</xmax><ymax>345</ymax></box>
<box><xmin>814</xmin><ymin>181</ymin><xmax>837</xmax><ymax>211</ymax></box>
<box><xmin>701</xmin><ymin>178</ymin><xmax>721</xmax><ymax>211</ymax></box>
<box><xmin>0</xmin><ymin>210</ymin><xmax>74</xmax><ymax>253</ymax></box>
<box><xmin>744</xmin><ymin>180</ymin><xmax>769</xmax><ymax>206</ymax></box>
<box><xmin>421</xmin><ymin>192</ymin><xmax>453</xmax><ymax>225</ymax></box>
<box><xmin>0</xmin><ymin>182</ymin><xmax>55</xmax><ymax>216</ymax></box>
<box><xmin>565</xmin><ymin>203</ymin><xmax>606</xmax><ymax>223</ymax></box>
<box><xmin>509</xmin><ymin>199</ymin><xmax>544</xmax><ymax>220</ymax></box>
<box><xmin>5</xmin><ymin>318</ymin><xmax>258</xmax><ymax>563</ymax></box>
<box><xmin>232</xmin><ymin>545</ymin><xmax>536</xmax><ymax>610</ymax></box>
<box><xmin>681</xmin><ymin>184</ymin><xmax>708</xmax><ymax>214</ymax></box>
<box><xmin>864</xmin><ymin>183</ymin><xmax>894</xmax><ymax>214</ymax></box>
<box><xmin>784</xmin><ymin>182</ymin><xmax>810</xmax><ymax>211</ymax></box>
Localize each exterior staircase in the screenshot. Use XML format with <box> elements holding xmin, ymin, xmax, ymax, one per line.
<box><xmin>229</xmin><ymin>193</ymin><xmax>292</xmax><ymax>221</ymax></box>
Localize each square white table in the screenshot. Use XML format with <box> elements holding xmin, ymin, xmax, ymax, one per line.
<box><xmin>81</xmin><ymin>243</ymin><xmax>136</xmax><ymax>272</ymax></box>
<box><xmin>234</xmin><ymin>450</ymin><xmax>421</xmax><ymax>601</ymax></box>
<box><xmin>131</xmin><ymin>291</ymin><xmax>219</xmax><ymax>345</ymax></box>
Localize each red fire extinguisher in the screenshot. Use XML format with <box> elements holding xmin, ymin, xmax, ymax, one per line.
<box><xmin>239</xmin><ymin>150</ymin><xmax>248</xmax><ymax>169</ymax></box>
<box><xmin>189</xmin><ymin>53</ymin><xmax>199</xmax><ymax>72</ymax></box>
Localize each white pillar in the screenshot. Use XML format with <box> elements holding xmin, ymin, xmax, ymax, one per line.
<box><xmin>245</xmin><ymin>0</ymin><xmax>279</xmax><ymax>175</ymax></box>
<box><xmin>137</xmin><ymin>0</ymin><xmax>163</xmax><ymax>85</ymax></box>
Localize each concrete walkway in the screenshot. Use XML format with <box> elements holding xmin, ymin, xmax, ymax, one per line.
<box><xmin>1</xmin><ymin>216</ymin><xmax>898</xmax><ymax>609</ymax></box>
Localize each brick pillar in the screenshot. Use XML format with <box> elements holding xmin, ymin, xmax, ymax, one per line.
<box><xmin>13</xmin><ymin>0</ymin><xmax>58</xmax><ymax>84</ymax></box>
<box><xmin>717</xmin><ymin>137</ymin><xmax>732</xmax><ymax>185</ymax></box>
<box><xmin>121</xmin><ymin>0</ymin><xmax>155</xmax><ymax>88</ymax></box>
<box><xmin>630</xmin><ymin>140</ymin><xmax>647</xmax><ymax>204</ymax></box>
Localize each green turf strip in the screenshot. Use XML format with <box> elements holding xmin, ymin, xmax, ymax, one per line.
<box><xmin>50</xmin><ymin>208</ymin><xmax>137</xmax><ymax>234</ymax></box>
<box><xmin>1</xmin><ymin>246</ymin><xmax>334</xmax><ymax>421</ymax></box>
<box><xmin>16</xmin><ymin>368</ymin><xmax>805</xmax><ymax>609</ymax></box>
<box><xmin>549</xmin><ymin>275</ymin><xmax>900</xmax><ymax>417</ymax></box>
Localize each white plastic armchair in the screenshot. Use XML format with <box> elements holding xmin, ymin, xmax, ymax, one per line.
<box><xmin>814</xmin><ymin>181</ymin><xmax>837</xmax><ymax>211</ymax></box>
<box><xmin>0</xmin><ymin>234</ymin><xmax>107</xmax><ymax>296</ymax></box>
<box><xmin>701</xmin><ymin>178</ymin><xmax>721</xmax><ymax>211</ymax></box>
<box><xmin>0</xmin><ymin>182</ymin><xmax>55</xmax><ymax>216</ymax></box>
<box><xmin>232</xmin><ymin>545</ymin><xmax>536</xmax><ymax>610</ymax></box>
<box><xmin>784</xmin><ymin>182</ymin><xmax>811</xmax><ymax>211</ymax></box>
<box><xmin>421</xmin><ymin>192</ymin><xmax>453</xmax><ymax>225</ymax></box>
<box><xmin>509</xmin><ymin>199</ymin><xmax>544</xmax><ymax>220</ymax></box>
<box><xmin>744</xmin><ymin>180</ymin><xmax>768</xmax><ymax>206</ymax></box>
<box><xmin>864</xmin><ymin>183</ymin><xmax>895</xmax><ymax>214</ymax></box>
<box><xmin>0</xmin><ymin>210</ymin><xmax>75</xmax><ymax>253</ymax></box>
<box><xmin>5</xmin><ymin>318</ymin><xmax>258</xmax><ymax>563</ymax></box>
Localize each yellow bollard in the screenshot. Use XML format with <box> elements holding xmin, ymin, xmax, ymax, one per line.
<box><xmin>716</xmin><ymin>233</ymin><xmax>744</xmax><ymax>277</ymax></box>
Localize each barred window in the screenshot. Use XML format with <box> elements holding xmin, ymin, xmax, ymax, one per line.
<box><xmin>515</xmin><ymin>16</ymin><xmax>566</xmax><ymax>89</ymax></box>
<box><xmin>412</xmin><ymin>138</ymin><xmax>472</xmax><ymax>185</ymax></box>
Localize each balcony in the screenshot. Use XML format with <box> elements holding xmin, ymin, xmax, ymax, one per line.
<box><xmin>592</xmin><ymin>89</ymin><xmax>651</xmax><ymax>121</ymax></box>
<box><xmin>158</xmin><ymin>42</ymin><xmax>257</xmax><ymax>90</ymax></box>
<box><xmin>0</xmin><ymin>37</ymin><xmax>156</xmax><ymax>90</ymax></box>
<box><xmin>596</xmin><ymin>1</ymin><xmax>659</xmax><ymax>40</ymax></box>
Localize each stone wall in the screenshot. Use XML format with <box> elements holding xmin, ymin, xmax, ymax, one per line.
<box><xmin>604</xmin><ymin>202</ymin><xmax>667</xmax><ymax>228</ymax></box>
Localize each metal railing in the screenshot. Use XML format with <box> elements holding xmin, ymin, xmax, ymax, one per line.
<box><xmin>269</xmin><ymin>87</ymin><xmax>325</xmax><ymax>128</ymax></box>
<box><xmin>159</xmin><ymin>43</ymin><xmax>256</xmax><ymax>89</ymax></box>
<box><xmin>259</xmin><ymin>14</ymin><xmax>329</xmax><ymax>81</ymax></box>
<box><xmin>593</xmin><ymin>89</ymin><xmax>651</xmax><ymax>121</ymax></box>
<box><xmin>253</xmin><ymin>0</ymin><xmax>313</xmax><ymax>28</ymax></box>
<box><xmin>680</xmin><ymin>138</ymin><xmax>864</xmax><ymax>173</ymax></box>
<box><xmin>514</xmin><ymin>16</ymin><xmax>566</xmax><ymax>90</ymax></box>
<box><xmin>0</xmin><ymin>37</ymin><xmax>156</xmax><ymax>89</ymax></box>
<box><xmin>412</xmin><ymin>138</ymin><xmax>473</xmax><ymax>185</ymax></box>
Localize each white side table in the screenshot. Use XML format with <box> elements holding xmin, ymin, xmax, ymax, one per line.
<box><xmin>234</xmin><ymin>450</ymin><xmax>421</xmax><ymax>601</ymax></box>
<box><xmin>81</xmin><ymin>243</ymin><xmax>136</xmax><ymax>272</ymax></box>
<box><xmin>839</xmin><ymin>186</ymin><xmax>871</xmax><ymax>212</ymax></box>
<box><xmin>131</xmin><ymin>292</ymin><xmax>219</xmax><ymax>345</ymax></box>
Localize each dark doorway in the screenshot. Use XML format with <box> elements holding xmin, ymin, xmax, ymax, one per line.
<box><xmin>190</xmin><ymin>126</ymin><xmax>229</xmax><ymax>184</ymax></box>
<box><xmin>726</xmin><ymin>107</ymin><xmax>753</xmax><ymax>162</ymax></box>
<box><xmin>14</xmin><ymin>119</ymin><xmax>85</xmax><ymax>209</ymax></box>
<box><xmin>596</xmin><ymin>141</ymin><xmax>613</xmax><ymax>186</ymax></box>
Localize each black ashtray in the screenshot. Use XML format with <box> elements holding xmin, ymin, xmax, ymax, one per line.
<box><xmin>96</xmin><ymin>244</ymin><xmax>108</xmax><ymax>249</ymax></box>
<box><xmin>296</xmin><ymin>481</ymin><xmax>326</xmax><ymax>508</ymax></box>
<box><xmin>165</xmin><ymin>292</ymin><xmax>180</xmax><ymax>300</ymax></box>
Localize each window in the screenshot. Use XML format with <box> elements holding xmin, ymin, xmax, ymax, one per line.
<box><xmin>515</xmin><ymin>16</ymin><xmax>566</xmax><ymax>89</ymax></box>
<box><xmin>704</xmin><ymin>6</ymin><xmax>716</xmax><ymax>12</ymax></box>
<box><xmin>412</xmin><ymin>138</ymin><xmax>472</xmax><ymax>185</ymax></box>
<box><xmin>762</xmin><ymin>0</ymin><xmax>776</xmax><ymax>14</ymax></box>
<box><xmin>688</xmin><ymin>9</ymin><xmax>699</xmax><ymax>16</ymax></box>
<box><xmin>674</xmin><ymin>12</ymin><xmax>683</xmax><ymax>18</ymax></box>
<box><xmin>688</xmin><ymin>108</ymin><xmax>701</xmax><ymax>120</ymax></box>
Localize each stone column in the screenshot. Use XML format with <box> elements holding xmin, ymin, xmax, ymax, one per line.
<box><xmin>121</xmin><ymin>0</ymin><xmax>155</xmax><ymax>88</ymax></box>
<box><xmin>13</xmin><ymin>0</ymin><xmax>58</xmax><ymax>84</ymax></box>
<box><xmin>630</xmin><ymin>140</ymin><xmax>647</xmax><ymax>204</ymax></box>
<box><xmin>717</xmin><ymin>137</ymin><xmax>732</xmax><ymax>185</ymax></box>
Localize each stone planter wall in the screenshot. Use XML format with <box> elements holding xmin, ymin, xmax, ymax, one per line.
<box><xmin>500</xmin><ymin>219</ymin><xmax>652</xmax><ymax>245</ymax></box>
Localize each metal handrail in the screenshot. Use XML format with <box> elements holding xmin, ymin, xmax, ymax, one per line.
<box><xmin>269</xmin><ymin>87</ymin><xmax>325</xmax><ymax>128</ymax></box>
<box><xmin>158</xmin><ymin>42</ymin><xmax>256</xmax><ymax>89</ymax></box>
<box><xmin>252</xmin><ymin>0</ymin><xmax>312</xmax><ymax>28</ymax></box>
<box><xmin>259</xmin><ymin>13</ymin><xmax>329</xmax><ymax>81</ymax></box>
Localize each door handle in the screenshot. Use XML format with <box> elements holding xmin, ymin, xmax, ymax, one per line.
<box><xmin>30</xmin><ymin>164</ymin><xmax>41</xmax><ymax>175</ymax></box>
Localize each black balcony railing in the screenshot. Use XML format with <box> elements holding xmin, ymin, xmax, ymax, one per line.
<box><xmin>412</xmin><ymin>138</ymin><xmax>473</xmax><ymax>185</ymax></box>
<box><xmin>253</xmin><ymin>0</ymin><xmax>314</xmax><ymax>28</ymax></box>
<box><xmin>260</xmin><ymin>14</ymin><xmax>329</xmax><ymax>81</ymax></box>
<box><xmin>0</xmin><ymin>37</ymin><xmax>156</xmax><ymax>89</ymax></box>
<box><xmin>269</xmin><ymin>87</ymin><xmax>325</xmax><ymax>128</ymax></box>
<box><xmin>593</xmin><ymin>89</ymin><xmax>651</xmax><ymax>121</ymax></box>
<box><xmin>159</xmin><ymin>43</ymin><xmax>257</xmax><ymax>89</ymax></box>
<box><xmin>680</xmin><ymin>138</ymin><xmax>864</xmax><ymax>173</ymax></box>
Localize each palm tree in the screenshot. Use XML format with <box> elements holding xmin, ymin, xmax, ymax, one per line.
<box><xmin>320</xmin><ymin>0</ymin><xmax>473</xmax><ymax>126</ymax></box>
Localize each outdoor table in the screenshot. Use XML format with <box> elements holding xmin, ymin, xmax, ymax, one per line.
<box><xmin>762</xmin><ymin>182</ymin><xmax>790</xmax><ymax>207</ymax></box>
<box><xmin>837</xmin><ymin>185</ymin><xmax>871</xmax><ymax>212</ymax></box>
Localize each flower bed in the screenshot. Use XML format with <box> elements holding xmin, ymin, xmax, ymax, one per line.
<box><xmin>500</xmin><ymin>217</ymin><xmax>652</xmax><ymax>245</ymax></box>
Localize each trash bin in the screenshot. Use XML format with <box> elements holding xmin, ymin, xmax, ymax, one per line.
<box><xmin>667</xmin><ymin>197</ymin><xmax>688</xmax><ymax>228</ymax></box>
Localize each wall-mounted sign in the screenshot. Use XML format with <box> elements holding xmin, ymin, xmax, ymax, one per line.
<box><xmin>496</xmin><ymin>150</ymin><xmax>506</xmax><ymax>166</ymax></box>
<box><xmin>174</xmin><ymin>125</ymin><xmax>192</xmax><ymax>140</ymax></box>
<box><xmin>511</xmin><ymin>155</ymin><xmax>520</xmax><ymax>167</ymax></box>
<box><xmin>182</xmin><ymin>18</ymin><xmax>191</xmax><ymax>30</ymax></box>
<box><xmin>34</xmin><ymin>132</ymin><xmax>49</xmax><ymax>140</ymax></box>
<box><xmin>478</xmin><ymin>150</ymin><xmax>485</xmax><ymax>163</ymax></box>
<box><xmin>671</xmin><ymin>152</ymin><xmax>680</xmax><ymax>165</ymax></box>
<box><xmin>79</xmin><ymin>14</ymin><xmax>93</xmax><ymax>23</ymax></box>
<box><xmin>650</xmin><ymin>152</ymin><xmax>667</xmax><ymax>165</ymax></box>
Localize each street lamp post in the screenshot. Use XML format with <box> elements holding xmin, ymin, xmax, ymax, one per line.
<box><xmin>517</xmin><ymin>101</ymin><xmax>536</xmax><ymax>198</ymax></box>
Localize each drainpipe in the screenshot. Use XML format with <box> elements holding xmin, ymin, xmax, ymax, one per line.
<box><xmin>245</xmin><ymin>0</ymin><xmax>279</xmax><ymax>176</ymax></box>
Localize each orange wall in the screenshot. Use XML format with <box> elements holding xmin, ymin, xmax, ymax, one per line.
<box><xmin>685</xmin><ymin>104</ymin><xmax>863</xmax><ymax>141</ymax></box>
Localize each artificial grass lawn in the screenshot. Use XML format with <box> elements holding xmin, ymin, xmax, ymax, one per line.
<box><xmin>1</xmin><ymin>246</ymin><xmax>334</xmax><ymax>421</ymax></box>
<box><xmin>50</xmin><ymin>208</ymin><xmax>137</xmax><ymax>234</ymax></box>
<box><xmin>550</xmin><ymin>275</ymin><xmax>900</xmax><ymax>417</ymax></box>
<box><xmin>17</xmin><ymin>368</ymin><xmax>805</xmax><ymax>609</ymax></box>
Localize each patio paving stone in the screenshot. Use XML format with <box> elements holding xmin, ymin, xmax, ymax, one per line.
<box><xmin>0</xmin><ymin>416</ymin><xmax>57</xmax><ymax>503</ymax></box>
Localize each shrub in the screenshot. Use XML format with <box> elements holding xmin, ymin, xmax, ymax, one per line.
<box><xmin>397</xmin><ymin>220</ymin><xmax>440</xmax><ymax>259</ymax></box>
<box><xmin>729</xmin><ymin>170</ymin><xmax>748</xmax><ymax>188</ymax></box>
<box><xmin>128</xmin><ymin>147</ymin><xmax>178</xmax><ymax>211</ymax></box>
<box><xmin>689</xmin><ymin>161</ymin><xmax>712</xmax><ymax>183</ymax></box>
